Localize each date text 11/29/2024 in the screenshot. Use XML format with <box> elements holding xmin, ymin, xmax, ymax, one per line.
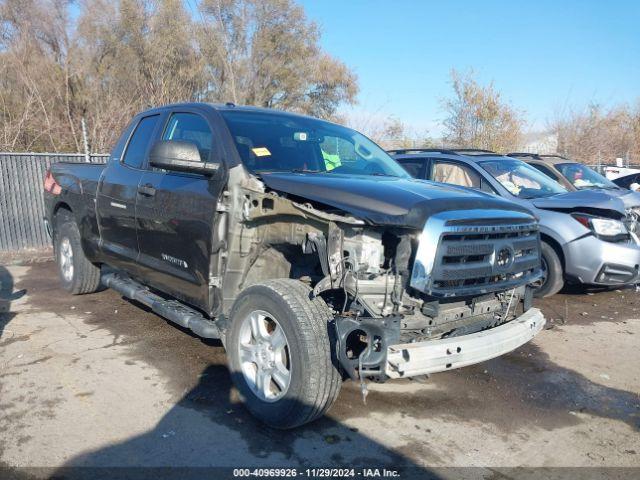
<box><xmin>233</xmin><ymin>468</ymin><xmax>400</xmax><ymax>477</ymax></box>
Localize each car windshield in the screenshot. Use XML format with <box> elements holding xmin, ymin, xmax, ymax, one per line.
<box><xmin>479</xmin><ymin>158</ymin><xmax>568</xmax><ymax>199</ymax></box>
<box><xmin>556</xmin><ymin>162</ymin><xmax>619</xmax><ymax>190</ymax></box>
<box><xmin>220</xmin><ymin>110</ymin><xmax>409</xmax><ymax>178</ymax></box>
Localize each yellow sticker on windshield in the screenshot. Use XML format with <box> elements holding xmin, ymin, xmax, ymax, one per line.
<box><xmin>252</xmin><ymin>147</ymin><xmax>271</xmax><ymax>157</ymax></box>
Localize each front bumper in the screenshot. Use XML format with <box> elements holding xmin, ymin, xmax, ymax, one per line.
<box><xmin>385</xmin><ymin>308</ymin><xmax>545</xmax><ymax>378</ymax></box>
<box><xmin>563</xmin><ymin>234</ymin><xmax>640</xmax><ymax>285</ymax></box>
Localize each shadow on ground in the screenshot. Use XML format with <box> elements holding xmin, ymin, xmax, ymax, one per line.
<box><xmin>0</xmin><ymin>264</ymin><xmax>28</xmax><ymax>478</ymax></box>
<box><xmin>1</xmin><ymin>262</ymin><xmax>639</xmax><ymax>479</ymax></box>
<box><xmin>3</xmin><ymin>263</ymin><xmax>433</xmax><ymax>478</ymax></box>
<box><xmin>47</xmin><ymin>364</ymin><xmax>434</xmax><ymax>479</ymax></box>
<box><xmin>0</xmin><ymin>264</ymin><xmax>27</xmax><ymax>341</ymax></box>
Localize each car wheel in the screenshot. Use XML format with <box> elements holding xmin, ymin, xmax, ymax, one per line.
<box><xmin>532</xmin><ymin>242</ymin><xmax>564</xmax><ymax>298</ymax></box>
<box><xmin>227</xmin><ymin>279</ymin><xmax>342</xmax><ymax>429</ymax></box>
<box><xmin>54</xmin><ymin>211</ymin><xmax>101</xmax><ymax>295</ymax></box>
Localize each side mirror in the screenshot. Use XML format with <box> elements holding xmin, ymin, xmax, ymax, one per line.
<box><xmin>149</xmin><ymin>140</ymin><xmax>218</xmax><ymax>175</ymax></box>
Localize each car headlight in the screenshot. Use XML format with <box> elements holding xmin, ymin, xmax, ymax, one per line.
<box><xmin>572</xmin><ymin>214</ymin><xmax>628</xmax><ymax>240</ymax></box>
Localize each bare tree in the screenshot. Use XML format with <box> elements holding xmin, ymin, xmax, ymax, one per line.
<box><xmin>0</xmin><ymin>0</ymin><xmax>358</xmax><ymax>152</ymax></box>
<box><xmin>197</xmin><ymin>0</ymin><xmax>358</xmax><ymax>119</ymax></box>
<box><xmin>0</xmin><ymin>0</ymin><xmax>80</xmax><ymax>151</ymax></box>
<box><xmin>441</xmin><ymin>69</ymin><xmax>525</xmax><ymax>152</ymax></box>
<box><xmin>551</xmin><ymin>102</ymin><xmax>640</xmax><ymax>164</ymax></box>
<box><xmin>343</xmin><ymin>110</ymin><xmax>434</xmax><ymax>150</ymax></box>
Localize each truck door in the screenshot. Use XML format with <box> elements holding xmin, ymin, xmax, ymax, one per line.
<box><xmin>136</xmin><ymin>110</ymin><xmax>224</xmax><ymax>311</ymax></box>
<box><xmin>96</xmin><ymin>114</ymin><xmax>161</xmax><ymax>272</ymax></box>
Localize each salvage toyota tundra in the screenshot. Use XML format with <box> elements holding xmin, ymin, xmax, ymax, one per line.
<box><xmin>43</xmin><ymin>103</ymin><xmax>545</xmax><ymax>428</ymax></box>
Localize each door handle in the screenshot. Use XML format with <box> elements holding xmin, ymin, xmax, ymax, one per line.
<box><xmin>138</xmin><ymin>184</ymin><xmax>156</xmax><ymax>197</ymax></box>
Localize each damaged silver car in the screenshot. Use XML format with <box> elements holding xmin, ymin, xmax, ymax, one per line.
<box><xmin>392</xmin><ymin>149</ymin><xmax>640</xmax><ymax>297</ymax></box>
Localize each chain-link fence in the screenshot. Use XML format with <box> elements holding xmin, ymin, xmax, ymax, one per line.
<box><xmin>0</xmin><ymin>153</ymin><xmax>108</xmax><ymax>252</ymax></box>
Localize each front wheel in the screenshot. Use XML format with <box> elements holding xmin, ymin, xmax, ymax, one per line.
<box><xmin>532</xmin><ymin>242</ymin><xmax>564</xmax><ymax>298</ymax></box>
<box><xmin>227</xmin><ymin>279</ymin><xmax>342</xmax><ymax>429</ymax></box>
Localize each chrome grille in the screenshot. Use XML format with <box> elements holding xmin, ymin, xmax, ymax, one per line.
<box><xmin>410</xmin><ymin>210</ymin><xmax>542</xmax><ymax>297</ymax></box>
<box><xmin>430</xmin><ymin>220</ymin><xmax>541</xmax><ymax>295</ymax></box>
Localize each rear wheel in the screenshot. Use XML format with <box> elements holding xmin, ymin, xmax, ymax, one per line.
<box><xmin>54</xmin><ymin>211</ymin><xmax>101</xmax><ymax>294</ymax></box>
<box><xmin>227</xmin><ymin>279</ymin><xmax>342</xmax><ymax>429</ymax></box>
<box><xmin>532</xmin><ymin>242</ymin><xmax>564</xmax><ymax>298</ymax></box>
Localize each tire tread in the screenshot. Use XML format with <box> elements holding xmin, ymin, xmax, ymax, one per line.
<box><xmin>54</xmin><ymin>211</ymin><xmax>101</xmax><ymax>295</ymax></box>
<box><xmin>229</xmin><ymin>279</ymin><xmax>342</xmax><ymax>428</ymax></box>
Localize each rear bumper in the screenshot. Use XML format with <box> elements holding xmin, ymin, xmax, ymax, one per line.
<box><xmin>385</xmin><ymin>308</ymin><xmax>545</xmax><ymax>378</ymax></box>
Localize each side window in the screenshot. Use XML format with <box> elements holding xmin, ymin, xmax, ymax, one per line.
<box><xmin>625</xmin><ymin>175</ymin><xmax>640</xmax><ymax>188</ymax></box>
<box><xmin>530</xmin><ymin>163</ymin><xmax>560</xmax><ymax>181</ymax></box>
<box><xmin>397</xmin><ymin>159</ymin><xmax>425</xmax><ymax>178</ymax></box>
<box><xmin>432</xmin><ymin>161</ymin><xmax>481</xmax><ymax>189</ymax></box>
<box><xmin>623</xmin><ymin>175</ymin><xmax>640</xmax><ymax>189</ymax></box>
<box><xmin>162</xmin><ymin>113</ymin><xmax>214</xmax><ymax>162</ymax></box>
<box><xmin>122</xmin><ymin>115</ymin><xmax>160</xmax><ymax>169</ymax></box>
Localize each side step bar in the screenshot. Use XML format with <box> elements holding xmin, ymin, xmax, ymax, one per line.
<box><xmin>102</xmin><ymin>273</ymin><xmax>220</xmax><ymax>339</ymax></box>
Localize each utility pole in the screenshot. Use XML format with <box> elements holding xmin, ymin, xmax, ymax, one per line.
<box><xmin>81</xmin><ymin>117</ymin><xmax>90</xmax><ymax>163</ymax></box>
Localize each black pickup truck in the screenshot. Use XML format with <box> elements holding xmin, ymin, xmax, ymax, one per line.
<box><xmin>44</xmin><ymin>103</ymin><xmax>545</xmax><ymax>428</ymax></box>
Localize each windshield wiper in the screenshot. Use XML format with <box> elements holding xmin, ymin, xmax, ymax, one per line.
<box><xmin>369</xmin><ymin>172</ymin><xmax>399</xmax><ymax>177</ymax></box>
<box><xmin>520</xmin><ymin>192</ymin><xmax>556</xmax><ymax>199</ymax></box>
<box><xmin>290</xmin><ymin>168</ymin><xmax>324</xmax><ymax>174</ymax></box>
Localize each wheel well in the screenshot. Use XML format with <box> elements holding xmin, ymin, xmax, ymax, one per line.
<box><xmin>53</xmin><ymin>202</ymin><xmax>72</xmax><ymax>220</ymax></box>
<box><xmin>540</xmin><ymin>233</ymin><xmax>565</xmax><ymax>270</ymax></box>
<box><xmin>52</xmin><ymin>203</ymin><xmax>73</xmax><ymax>239</ymax></box>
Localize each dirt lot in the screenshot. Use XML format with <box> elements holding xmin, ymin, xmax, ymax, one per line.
<box><xmin>1</xmin><ymin>262</ymin><xmax>639</xmax><ymax>478</ymax></box>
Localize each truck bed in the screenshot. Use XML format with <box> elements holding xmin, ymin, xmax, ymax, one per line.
<box><xmin>44</xmin><ymin>161</ymin><xmax>107</xmax><ymax>261</ymax></box>
<box><xmin>50</xmin><ymin>162</ymin><xmax>106</xmax><ymax>199</ymax></box>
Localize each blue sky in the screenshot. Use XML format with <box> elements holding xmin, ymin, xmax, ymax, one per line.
<box><xmin>299</xmin><ymin>0</ymin><xmax>640</xmax><ymax>135</ymax></box>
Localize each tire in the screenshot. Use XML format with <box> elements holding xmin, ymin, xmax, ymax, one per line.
<box><xmin>533</xmin><ymin>241</ymin><xmax>564</xmax><ymax>298</ymax></box>
<box><xmin>227</xmin><ymin>279</ymin><xmax>342</xmax><ymax>429</ymax></box>
<box><xmin>54</xmin><ymin>211</ymin><xmax>102</xmax><ymax>295</ymax></box>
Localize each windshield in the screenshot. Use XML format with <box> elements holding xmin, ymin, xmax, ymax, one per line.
<box><xmin>220</xmin><ymin>110</ymin><xmax>409</xmax><ymax>178</ymax></box>
<box><xmin>479</xmin><ymin>158</ymin><xmax>568</xmax><ymax>199</ymax></box>
<box><xmin>556</xmin><ymin>162</ymin><xmax>619</xmax><ymax>190</ymax></box>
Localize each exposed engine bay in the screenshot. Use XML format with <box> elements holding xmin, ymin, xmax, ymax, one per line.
<box><xmin>212</xmin><ymin>168</ymin><xmax>542</xmax><ymax>381</ymax></box>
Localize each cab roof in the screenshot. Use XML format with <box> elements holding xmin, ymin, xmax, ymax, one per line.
<box><xmin>506</xmin><ymin>153</ymin><xmax>573</xmax><ymax>165</ymax></box>
<box><xmin>388</xmin><ymin>148</ymin><xmax>510</xmax><ymax>163</ymax></box>
<box><xmin>139</xmin><ymin>102</ymin><xmax>335</xmax><ymax>124</ymax></box>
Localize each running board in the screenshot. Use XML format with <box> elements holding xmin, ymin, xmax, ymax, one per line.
<box><xmin>102</xmin><ymin>273</ymin><xmax>220</xmax><ymax>339</ymax></box>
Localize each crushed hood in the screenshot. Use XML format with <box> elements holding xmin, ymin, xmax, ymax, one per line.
<box><xmin>587</xmin><ymin>188</ymin><xmax>640</xmax><ymax>208</ymax></box>
<box><xmin>531</xmin><ymin>189</ymin><xmax>636</xmax><ymax>216</ymax></box>
<box><xmin>260</xmin><ymin>172</ymin><xmax>534</xmax><ymax>229</ymax></box>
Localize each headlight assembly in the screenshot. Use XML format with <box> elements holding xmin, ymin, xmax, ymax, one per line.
<box><xmin>572</xmin><ymin>214</ymin><xmax>628</xmax><ymax>240</ymax></box>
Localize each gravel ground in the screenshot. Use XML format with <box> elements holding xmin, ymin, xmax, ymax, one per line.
<box><xmin>0</xmin><ymin>262</ymin><xmax>638</xmax><ymax>478</ymax></box>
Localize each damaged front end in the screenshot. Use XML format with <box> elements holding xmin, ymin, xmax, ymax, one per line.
<box><xmin>326</xmin><ymin>210</ymin><xmax>543</xmax><ymax>382</ymax></box>
<box><xmin>215</xmin><ymin>167</ymin><xmax>545</xmax><ymax>384</ymax></box>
